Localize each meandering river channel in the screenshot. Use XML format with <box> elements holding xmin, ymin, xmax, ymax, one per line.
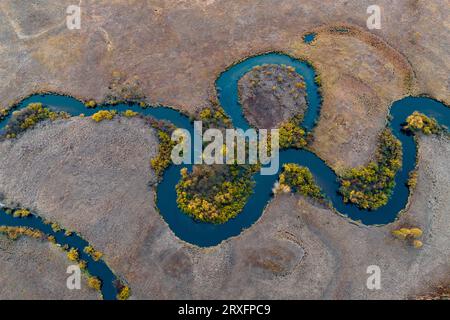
<box><xmin>0</xmin><ymin>53</ymin><xmax>448</xmax><ymax>299</ymax></box>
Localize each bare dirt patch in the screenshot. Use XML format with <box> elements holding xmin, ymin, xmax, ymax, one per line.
<box><xmin>1</xmin><ymin>1</ymin><xmax>448</xmax><ymax>169</ymax></box>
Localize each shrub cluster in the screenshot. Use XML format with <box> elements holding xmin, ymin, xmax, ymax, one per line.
<box><xmin>277</xmin><ymin>163</ymin><xmax>323</xmax><ymax>200</ymax></box>
<box><xmin>279</xmin><ymin>114</ymin><xmax>308</xmax><ymax>149</ymax></box>
<box><xmin>197</xmin><ymin>104</ymin><xmax>232</xmax><ymax>129</ymax></box>
<box><xmin>150</xmin><ymin>130</ymin><xmax>176</xmax><ymax>178</ymax></box>
<box><xmin>105</xmin><ymin>71</ymin><xmax>146</xmax><ymax>104</ymax></box>
<box><xmin>87</xmin><ymin>276</ymin><xmax>102</xmax><ymax>291</ymax></box>
<box><xmin>84</xmin><ymin>245</ymin><xmax>103</xmax><ymax>261</ymax></box>
<box><xmin>85</xmin><ymin>100</ymin><xmax>97</xmax><ymax>108</ymax></box>
<box><xmin>416</xmin><ymin>286</ymin><xmax>450</xmax><ymax>300</ymax></box>
<box><xmin>0</xmin><ymin>226</ymin><xmax>43</xmax><ymax>240</ymax></box>
<box><xmin>67</xmin><ymin>248</ymin><xmax>79</xmax><ymax>262</ymax></box>
<box><xmin>122</xmin><ymin>109</ymin><xmax>138</xmax><ymax>117</ymax></box>
<box><xmin>176</xmin><ymin>103</ymin><xmax>261</xmax><ymax>223</ymax></box>
<box><xmin>12</xmin><ymin>208</ymin><xmax>31</xmax><ymax>218</ymax></box>
<box><xmin>392</xmin><ymin>227</ymin><xmax>423</xmax><ymax>248</ymax></box>
<box><xmin>407</xmin><ymin>170</ymin><xmax>418</xmax><ymax>189</ymax></box>
<box><xmin>91</xmin><ymin>110</ymin><xmax>117</xmax><ymax>122</ymax></box>
<box><xmin>0</xmin><ymin>108</ymin><xmax>9</xmax><ymax>121</ymax></box>
<box><xmin>116</xmin><ymin>285</ymin><xmax>131</xmax><ymax>300</ymax></box>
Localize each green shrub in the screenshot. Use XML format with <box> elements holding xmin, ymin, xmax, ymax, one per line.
<box><xmin>85</xmin><ymin>100</ymin><xmax>97</xmax><ymax>108</ymax></box>
<box><xmin>67</xmin><ymin>248</ymin><xmax>79</xmax><ymax>262</ymax></box>
<box><xmin>117</xmin><ymin>285</ymin><xmax>131</xmax><ymax>300</ymax></box>
<box><xmin>0</xmin><ymin>226</ymin><xmax>42</xmax><ymax>240</ymax></box>
<box><xmin>12</xmin><ymin>208</ymin><xmax>30</xmax><ymax>218</ymax></box>
<box><xmin>176</xmin><ymin>164</ymin><xmax>254</xmax><ymax>223</ymax></box>
<box><xmin>197</xmin><ymin>104</ymin><xmax>232</xmax><ymax>129</ymax></box>
<box><xmin>122</xmin><ymin>109</ymin><xmax>138</xmax><ymax>117</ymax></box>
<box><xmin>87</xmin><ymin>276</ymin><xmax>102</xmax><ymax>291</ymax></box>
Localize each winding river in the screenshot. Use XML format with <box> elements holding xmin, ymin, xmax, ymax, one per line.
<box><xmin>0</xmin><ymin>53</ymin><xmax>449</xmax><ymax>299</ymax></box>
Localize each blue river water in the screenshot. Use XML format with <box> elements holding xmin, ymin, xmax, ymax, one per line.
<box><xmin>0</xmin><ymin>52</ymin><xmax>448</xmax><ymax>298</ymax></box>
